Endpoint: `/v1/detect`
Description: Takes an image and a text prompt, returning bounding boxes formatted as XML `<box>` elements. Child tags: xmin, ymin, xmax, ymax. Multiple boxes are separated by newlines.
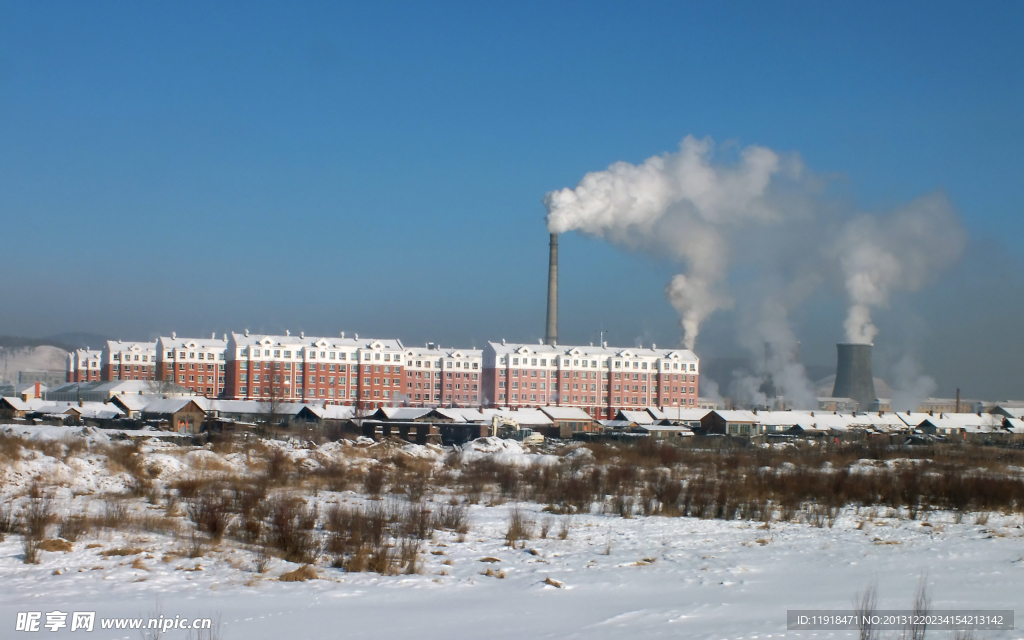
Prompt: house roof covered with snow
<box><xmin>540</xmin><ymin>407</ymin><xmax>593</xmax><ymax>421</ymax></box>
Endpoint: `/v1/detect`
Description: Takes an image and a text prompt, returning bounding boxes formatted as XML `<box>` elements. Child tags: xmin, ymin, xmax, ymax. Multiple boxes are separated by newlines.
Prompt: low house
<box><xmin>649</xmin><ymin>407</ymin><xmax>710</xmax><ymax>429</ymax></box>
<box><xmin>109</xmin><ymin>394</ymin><xmax>175</xmax><ymax>419</ymax></box>
<box><xmin>614</xmin><ymin>410</ymin><xmax>655</xmax><ymax>426</ymax></box>
<box><xmin>541</xmin><ymin>407</ymin><xmax>595</xmax><ymax>437</ymax></box>
<box><xmin>700</xmin><ymin>410</ymin><xmax>761</xmax><ymax>436</ymax></box>
<box><xmin>140</xmin><ymin>398</ymin><xmax>209</xmax><ymax>434</ymax></box>
<box><xmin>0</xmin><ymin>397</ymin><xmax>37</xmax><ymax>420</ymax></box>
<box><xmin>632</xmin><ymin>424</ymin><xmax>694</xmax><ymax>439</ymax></box>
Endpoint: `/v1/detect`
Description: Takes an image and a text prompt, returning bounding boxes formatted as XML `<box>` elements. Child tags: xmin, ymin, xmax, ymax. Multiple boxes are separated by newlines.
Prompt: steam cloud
<box><xmin>544</xmin><ymin>136</ymin><xmax>796</xmax><ymax>349</ymax></box>
<box><xmin>545</xmin><ymin>136</ymin><xmax>967</xmax><ymax>408</ymax></box>
<box><xmin>830</xmin><ymin>194</ymin><xmax>967</xmax><ymax>344</ymax></box>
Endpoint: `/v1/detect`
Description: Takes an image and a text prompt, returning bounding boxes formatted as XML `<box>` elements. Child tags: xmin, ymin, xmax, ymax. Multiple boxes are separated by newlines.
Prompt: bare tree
<box><xmin>258</xmin><ymin>369</ymin><xmax>288</xmax><ymax>429</ymax></box>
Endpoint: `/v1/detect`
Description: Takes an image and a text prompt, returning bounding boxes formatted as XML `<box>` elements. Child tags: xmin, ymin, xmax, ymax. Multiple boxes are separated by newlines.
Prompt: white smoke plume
<box><xmin>830</xmin><ymin>193</ymin><xmax>967</xmax><ymax>344</ymax></box>
<box><xmin>545</xmin><ymin>136</ymin><xmax>801</xmax><ymax>349</ymax></box>
<box><xmin>731</xmin><ymin>293</ymin><xmax>819</xmax><ymax>409</ymax></box>
<box><xmin>545</xmin><ymin>136</ymin><xmax>968</xmax><ymax>399</ymax></box>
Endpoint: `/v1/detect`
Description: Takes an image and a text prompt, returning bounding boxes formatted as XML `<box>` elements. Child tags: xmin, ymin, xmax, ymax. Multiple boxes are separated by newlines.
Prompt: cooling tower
<box><xmin>831</xmin><ymin>342</ymin><xmax>876</xmax><ymax>410</ymax></box>
<box><xmin>545</xmin><ymin>233</ymin><xmax>558</xmax><ymax>346</ymax></box>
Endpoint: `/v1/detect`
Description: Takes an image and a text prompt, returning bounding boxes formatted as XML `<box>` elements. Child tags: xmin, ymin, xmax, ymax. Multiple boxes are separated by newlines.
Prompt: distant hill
<box><xmin>0</xmin><ymin>333</ymin><xmax>112</xmax><ymax>352</ymax></box>
<box><xmin>40</xmin><ymin>332</ymin><xmax>113</xmax><ymax>351</ymax></box>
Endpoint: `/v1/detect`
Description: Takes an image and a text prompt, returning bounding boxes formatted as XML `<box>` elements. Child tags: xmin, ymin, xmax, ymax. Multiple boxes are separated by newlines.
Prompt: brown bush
<box><xmin>58</xmin><ymin>514</ymin><xmax>89</xmax><ymax>542</ymax></box>
<box><xmin>185</xmin><ymin>488</ymin><xmax>233</xmax><ymax>542</ymax></box>
<box><xmin>267</xmin><ymin>497</ymin><xmax>320</xmax><ymax>564</ymax></box>
<box><xmin>505</xmin><ymin>507</ymin><xmax>534</xmax><ymax>548</ymax></box>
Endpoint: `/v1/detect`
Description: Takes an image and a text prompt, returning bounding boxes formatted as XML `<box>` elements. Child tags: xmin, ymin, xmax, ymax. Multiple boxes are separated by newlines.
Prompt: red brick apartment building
<box><xmin>66</xmin><ymin>349</ymin><xmax>102</xmax><ymax>382</ymax></box>
<box><xmin>103</xmin><ymin>340</ymin><xmax>157</xmax><ymax>381</ymax></box>
<box><xmin>481</xmin><ymin>341</ymin><xmax>699</xmax><ymax>419</ymax></box>
<box><xmin>400</xmin><ymin>346</ymin><xmax>482</xmax><ymax>407</ymax></box>
<box><xmin>156</xmin><ymin>334</ymin><xmax>228</xmax><ymax>397</ymax></box>
<box><xmin>224</xmin><ymin>332</ymin><xmax>406</xmax><ymax>410</ymax></box>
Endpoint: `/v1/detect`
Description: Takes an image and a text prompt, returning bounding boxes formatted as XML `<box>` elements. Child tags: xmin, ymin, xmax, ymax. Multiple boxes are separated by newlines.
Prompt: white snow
<box><xmin>0</xmin><ymin>427</ymin><xmax>1020</xmax><ymax>639</ymax></box>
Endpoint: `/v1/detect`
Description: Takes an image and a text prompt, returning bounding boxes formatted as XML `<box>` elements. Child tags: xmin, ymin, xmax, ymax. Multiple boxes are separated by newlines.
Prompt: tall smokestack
<box><xmin>832</xmin><ymin>343</ymin><xmax>876</xmax><ymax>410</ymax></box>
<box><xmin>545</xmin><ymin>233</ymin><xmax>558</xmax><ymax>345</ymax></box>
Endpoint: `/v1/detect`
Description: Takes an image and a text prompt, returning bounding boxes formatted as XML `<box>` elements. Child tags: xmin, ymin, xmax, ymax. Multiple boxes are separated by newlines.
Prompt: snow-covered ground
<box><xmin>1</xmin><ymin>426</ymin><xmax>1021</xmax><ymax>639</ymax></box>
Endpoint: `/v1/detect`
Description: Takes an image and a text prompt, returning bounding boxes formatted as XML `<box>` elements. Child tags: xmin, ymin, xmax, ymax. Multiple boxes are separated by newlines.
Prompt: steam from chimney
<box><xmin>544</xmin><ymin>136</ymin><xmax>796</xmax><ymax>349</ymax></box>
<box><xmin>544</xmin><ymin>136</ymin><xmax>968</xmax><ymax>370</ymax></box>
<box><xmin>829</xmin><ymin>193</ymin><xmax>967</xmax><ymax>344</ymax></box>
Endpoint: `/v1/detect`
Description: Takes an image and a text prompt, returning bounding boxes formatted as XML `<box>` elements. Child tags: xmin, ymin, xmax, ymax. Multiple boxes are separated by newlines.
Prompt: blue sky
<box><xmin>1</xmin><ymin>1</ymin><xmax>1022</xmax><ymax>396</ymax></box>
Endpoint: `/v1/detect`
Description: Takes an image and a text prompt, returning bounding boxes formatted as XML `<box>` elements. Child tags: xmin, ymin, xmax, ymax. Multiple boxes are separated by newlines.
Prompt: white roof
<box><xmin>111</xmin><ymin>394</ymin><xmax>171</xmax><ymax>411</ymax></box>
<box><xmin>653</xmin><ymin>407</ymin><xmax>712</xmax><ymax>422</ymax></box>
<box><xmin>478</xmin><ymin>408</ymin><xmax>553</xmax><ymax>426</ymax></box>
<box><xmin>712</xmin><ymin>410</ymin><xmax>761</xmax><ymax>423</ymax></box>
<box><xmin>992</xmin><ymin>405</ymin><xmax>1024</xmax><ymax>419</ymax></box>
<box><xmin>207</xmin><ymin>400</ymin><xmax>306</xmax><ymax>416</ymax></box>
<box><xmin>140</xmin><ymin>397</ymin><xmax>209</xmax><ymax>415</ymax></box>
<box><xmin>541</xmin><ymin>407</ymin><xmax>593</xmax><ymax>421</ymax></box>
<box><xmin>303</xmin><ymin>404</ymin><xmax>356</xmax><ymax>420</ymax></box>
<box><xmin>158</xmin><ymin>336</ymin><xmax>228</xmax><ymax>350</ymax></box>
<box><xmin>635</xmin><ymin>424</ymin><xmax>695</xmax><ymax>434</ymax></box>
<box><xmin>403</xmin><ymin>346</ymin><xmax>482</xmax><ymax>359</ymax></box>
<box><xmin>106</xmin><ymin>340</ymin><xmax>157</xmax><ymax>353</ymax></box>
<box><xmin>617</xmin><ymin>410</ymin><xmax>655</xmax><ymax>425</ymax></box>
<box><xmin>1004</xmin><ymin>418</ymin><xmax>1024</xmax><ymax>433</ymax></box>
<box><xmin>231</xmin><ymin>332</ymin><xmax>403</xmax><ymax>351</ymax></box>
<box><xmin>435</xmin><ymin>408</ymin><xmax>486</xmax><ymax>422</ymax></box>
<box><xmin>376</xmin><ymin>407</ymin><xmax>432</xmax><ymax>421</ymax></box>
<box><xmin>1</xmin><ymin>397</ymin><xmax>36</xmax><ymax>411</ymax></box>
<box><xmin>487</xmin><ymin>341</ymin><xmax>698</xmax><ymax>362</ymax></box>
<box><xmin>918</xmin><ymin>413</ymin><xmax>1004</xmax><ymax>432</ymax></box>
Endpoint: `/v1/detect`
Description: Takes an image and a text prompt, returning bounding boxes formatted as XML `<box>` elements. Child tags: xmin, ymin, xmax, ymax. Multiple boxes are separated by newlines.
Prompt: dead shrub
<box><xmin>398</xmin><ymin>504</ymin><xmax>434</xmax><ymax>540</ymax></box>
<box><xmin>363</xmin><ymin>464</ymin><xmax>388</xmax><ymax>499</ymax></box>
<box><xmin>252</xmin><ymin>544</ymin><xmax>271</xmax><ymax>573</ymax></box>
<box><xmin>185</xmin><ymin>488</ymin><xmax>233</xmax><ymax>542</ymax></box>
<box><xmin>22</xmin><ymin>536</ymin><xmax>40</xmax><ymax>564</ymax></box>
<box><xmin>366</xmin><ymin>541</ymin><xmax>396</xmax><ymax>575</ymax></box>
<box><xmin>22</xmin><ymin>487</ymin><xmax>54</xmax><ymax>540</ymax></box>
<box><xmin>557</xmin><ymin>515</ymin><xmax>572</xmax><ymax>540</ymax></box>
<box><xmin>318</xmin><ymin>462</ymin><xmax>350</xmax><ymax>493</ymax></box>
<box><xmin>99</xmin><ymin>498</ymin><xmax>131</xmax><ymax>529</ymax></box>
<box><xmin>398</xmin><ymin>536</ymin><xmax>421</xmax><ymax>574</ymax></box>
<box><xmin>58</xmin><ymin>514</ymin><xmax>89</xmax><ymax>542</ymax></box>
<box><xmin>267</xmin><ymin>497</ymin><xmax>321</xmax><ymax>564</ymax></box>
<box><xmin>505</xmin><ymin>507</ymin><xmax>534</xmax><ymax>548</ymax></box>
<box><xmin>0</xmin><ymin>504</ymin><xmax>15</xmax><ymax>541</ymax></box>
<box><xmin>266</xmin><ymin>448</ymin><xmax>294</xmax><ymax>485</ymax></box>
<box><xmin>434</xmin><ymin>503</ymin><xmax>469</xmax><ymax>534</ymax></box>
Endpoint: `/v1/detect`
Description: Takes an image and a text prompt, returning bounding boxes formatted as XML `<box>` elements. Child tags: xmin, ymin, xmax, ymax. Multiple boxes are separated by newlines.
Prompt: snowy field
<box><xmin>0</xmin><ymin>425</ymin><xmax>1021</xmax><ymax>639</ymax></box>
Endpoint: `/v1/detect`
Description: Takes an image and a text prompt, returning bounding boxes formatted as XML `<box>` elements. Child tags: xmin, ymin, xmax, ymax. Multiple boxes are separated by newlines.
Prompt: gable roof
<box><xmin>616</xmin><ymin>410</ymin><xmax>655</xmax><ymax>425</ymax></box>
<box><xmin>541</xmin><ymin>407</ymin><xmax>593</xmax><ymax>421</ymax></box>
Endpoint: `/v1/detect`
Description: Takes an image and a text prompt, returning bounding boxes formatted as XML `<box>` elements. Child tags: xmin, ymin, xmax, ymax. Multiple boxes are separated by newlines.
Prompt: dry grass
<box><xmin>505</xmin><ymin>507</ymin><xmax>534</xmax><ymax>548</ymax></box>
